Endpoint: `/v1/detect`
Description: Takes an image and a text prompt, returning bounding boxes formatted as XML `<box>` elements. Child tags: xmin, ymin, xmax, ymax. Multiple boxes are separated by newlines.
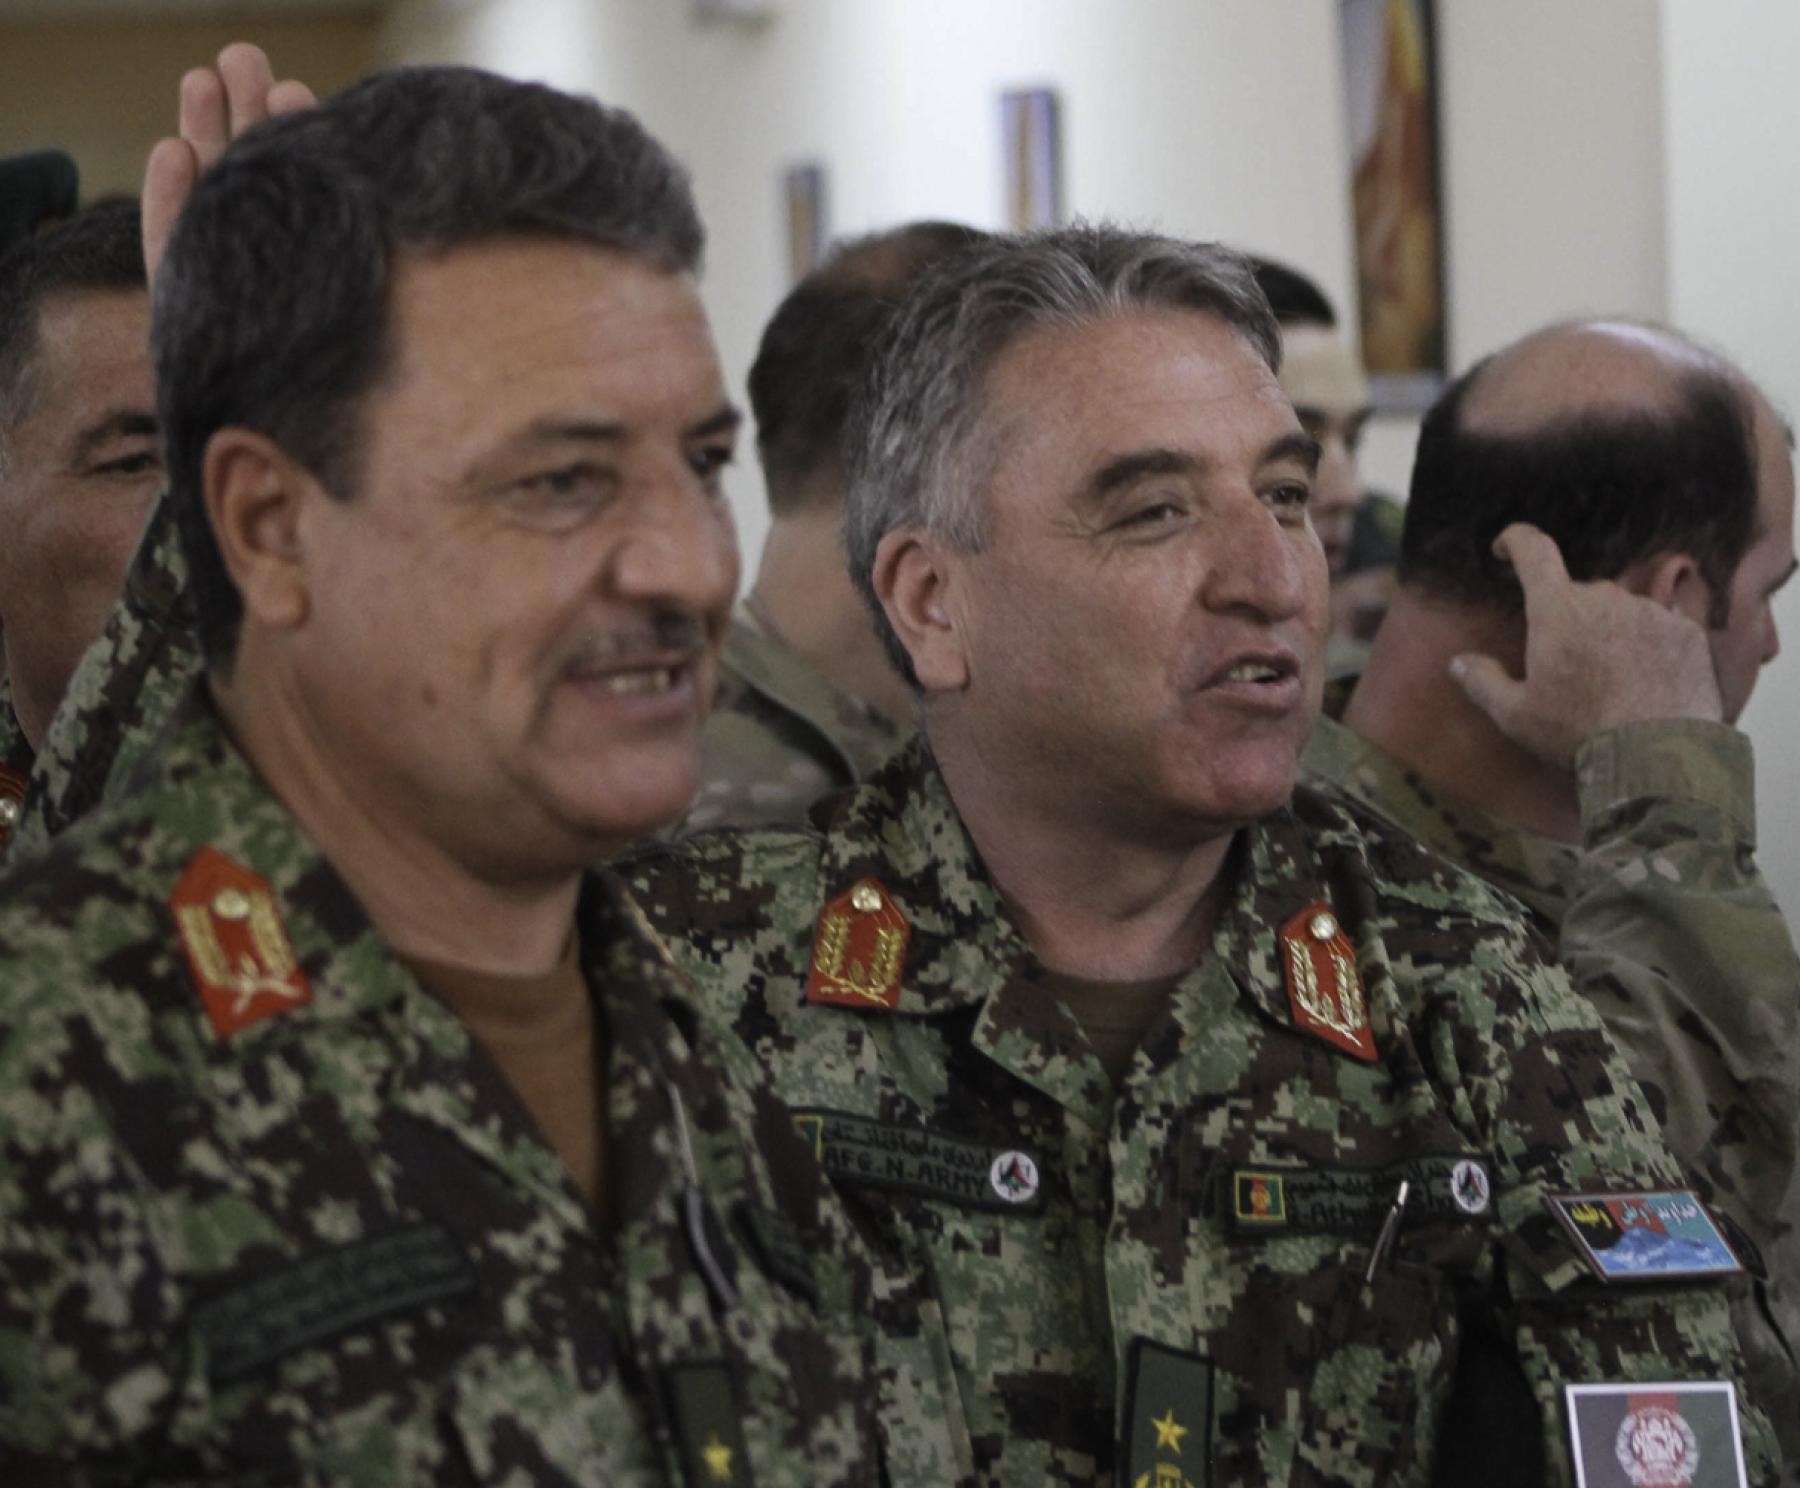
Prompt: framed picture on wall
<box><xmin>1340</xmin><ymin>0</ymin><xmax>1447</xmax><ymax>410</ymax></box>
<box><xmin>784</xmin><ymin>162</ymin><xmax>828</xmax><ymax>284</ymax></box>
<box><xmin>1000</xmin><ymin>87</ymin><xmax>1063</xmax><ymax>231</ymax></box>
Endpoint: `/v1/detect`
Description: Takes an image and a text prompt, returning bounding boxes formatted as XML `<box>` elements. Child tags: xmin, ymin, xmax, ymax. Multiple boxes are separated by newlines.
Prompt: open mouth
<box><xmin>1222</xmin><ymin>660</ymin><xmax>1286</xmax><ymax>684</ymax></box>
<box><xmin>599</xmin><ymin>665</ymin><xmax>680</xmax><ymax>696</ymax></box>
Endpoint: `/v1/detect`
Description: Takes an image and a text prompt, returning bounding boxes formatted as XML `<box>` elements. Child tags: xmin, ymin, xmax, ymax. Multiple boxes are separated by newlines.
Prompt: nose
<box><xmin>1200</xmin><ymin>497</ymin><xmax>1313</xmax><ymax>622</ymax></box>
<box><xmin>607</xmin><ymin>467</ymin><xmax>741</xmax><ymax>620</ymax></box>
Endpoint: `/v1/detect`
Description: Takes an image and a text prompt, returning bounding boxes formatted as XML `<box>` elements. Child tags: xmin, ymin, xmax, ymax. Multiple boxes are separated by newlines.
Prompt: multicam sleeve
<box><xmin>1567</xmin><ymin>723</ymin><xmax>1799</xmax><ymax>1302</ymax></box>
<box><xmin>1470</xmin><ymin>938</ymin><xmax>1783</xmax><ymax>1485</ymax></box>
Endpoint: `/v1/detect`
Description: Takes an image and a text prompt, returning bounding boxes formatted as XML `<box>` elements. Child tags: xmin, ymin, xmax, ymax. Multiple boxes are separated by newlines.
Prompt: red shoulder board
<box><xmin>170</xmin><ymin>848</ymin><xmax>311</xmax><ymax>1039</ymax></box>
<box><xmin>1280</xmin><ymin>901</ymin><xmax>1375</xmax><ymax>1062</ymax></box>
<box><xmin>0</xmin><ymin>764</ymin><xmax>25</xmax><ymax>850</ymax></box>
<box><xmin>805</xmin><ymin>877</ymin><xmax>910</xmax><ymax>1011</ymax></box>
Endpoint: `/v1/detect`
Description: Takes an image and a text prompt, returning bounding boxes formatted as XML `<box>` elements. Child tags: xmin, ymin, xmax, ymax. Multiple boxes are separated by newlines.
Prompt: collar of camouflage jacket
<box><xmin>807</xmin><ymin>737</ymin><xmax>1363</xmax><ymax>1054</ymax></box>
<box><xmin>722</xmin><ymin>609</ymin><xmax>908</xmax><ymax>782</ymax></box>
<box><xmin>1302</xmin><ymin>703</ymin><xmax>1574</xmax><ymax>928</ymax></box>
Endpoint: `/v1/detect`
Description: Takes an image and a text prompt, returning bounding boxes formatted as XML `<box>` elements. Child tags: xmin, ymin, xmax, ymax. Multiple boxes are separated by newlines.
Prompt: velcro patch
<box><xmin>191</xmin><ymin>1223</ymin><xmax>474</xmax><ymax>1382</ymax></box>
<box><xmin>1547</xmin><ymin>1190</ymin><xmax>1744</xmax><ymax>1283</ymax></box>
<box><xmin>665</xmin><ymin>1361</ymin><xmax>756</xmax><ymax>1488</ymax></box>
<box><xmin>1119</xmin><ymin>1337</ymin><xmax>1213</xmax><ymax>1488</ymax></box>
<box><xmin>1226</xmin><ymin>1154</ymin><xmax>1493</xmax><ymax>1237</ymax></box>
<box><xmin>791</xmin><ymin>1108</ymin><xmax>1044</xmax><ymax>1213</ymax></box>
<box><xmin>1564</xmin><ymin>1381</ymin><xmax>1747</xmax><ymax>1487</ymax></box>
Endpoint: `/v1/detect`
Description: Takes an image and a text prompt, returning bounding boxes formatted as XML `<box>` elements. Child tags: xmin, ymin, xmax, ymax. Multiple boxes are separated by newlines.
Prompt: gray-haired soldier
<box><xmin>0</xmin><ymin>62</ymin><xmax>960</xmax><ymax>1483</ymax></box>
<box><xmin>627</xmin><ymin>226</ymin><xmax>1782</xmax><ymax>1484</ymax></box>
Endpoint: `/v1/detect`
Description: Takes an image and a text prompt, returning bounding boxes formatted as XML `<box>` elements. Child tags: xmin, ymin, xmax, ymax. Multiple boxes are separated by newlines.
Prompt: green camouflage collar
<box><xmin>1301</xmin><ymin>710</ymin><xmax>1573</xmax><ymax>927</ymax></box>
<box><xmin>809</xmin><ymin>738</ymin><xmax>1348</xmax><ymax>1049</ymax></box>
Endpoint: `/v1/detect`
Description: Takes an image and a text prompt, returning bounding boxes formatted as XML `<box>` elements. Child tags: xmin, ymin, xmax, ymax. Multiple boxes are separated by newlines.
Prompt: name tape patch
<box><xmin>1547</xmin><ymin>1190</ymin><xmax>1744</xmax><ymax>1283</ymax></box>
<box><xmin>791</xmin><ymin>1108</ymin><xmax>1044</xmax><ymax>1213</ymax></box>
<box><xmin>1228</xmin><ymin>1154</ymin><xmax>1492</xmax><ymax>1237</ymax></box>
<box><xmin>191</xmin><ymin>1222</ymin><xmax>474</xmax><ymax>1382</ymax></box>
<box><xmin>1565</xmin><ymin>1381</ymin><xmax>1747</xmax><ymax>1488</ymax></box>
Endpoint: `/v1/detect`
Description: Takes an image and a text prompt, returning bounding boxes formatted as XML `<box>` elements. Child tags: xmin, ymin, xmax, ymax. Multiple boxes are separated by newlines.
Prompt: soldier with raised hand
<box><xmin>626</xmin><ymin>227</ymin><xmax>1781</xmax><ymax>1484</ymax></box>
<box><xmin>0</xmin><ymin>60</ymin><xmax>957</xmax><ymax>1484</ymax></box>
<box><xmin>1306</xmin><ymin>320</ymin><xmax>1800</xmax><ymax>1464</ymax></box>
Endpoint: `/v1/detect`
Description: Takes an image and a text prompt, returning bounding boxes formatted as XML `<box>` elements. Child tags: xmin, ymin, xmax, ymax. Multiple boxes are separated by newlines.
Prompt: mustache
<box><xmin>554</xmin><ymin>609</ymin><xmax>712</xmax><ymax>676</ymax></box>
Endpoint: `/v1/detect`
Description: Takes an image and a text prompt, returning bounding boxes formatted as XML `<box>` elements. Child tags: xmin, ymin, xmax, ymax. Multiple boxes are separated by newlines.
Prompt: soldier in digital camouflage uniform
<box><xmin>0</xmin><ymin>200</ymin><xmax>161</xmax><ymax>856</ymax></box>
<box><xmin>625</xmin><ymin>227</ymin><xmax>1782</xmax><ymax>1485</ymax></box>
<box><xmin>0</xmin><ymin>56</ymin><xmax>964</xmax><ymax>1484</ymax></box>
<box><xmin>1305</xmin><ymin>321</ymin><xmax>1799</xmax><ymax>1465</ymax></box>
<box><xmin>681</xmin><ymin>222</ymin><xmax>986</xmax><ymax>834</ymax></box>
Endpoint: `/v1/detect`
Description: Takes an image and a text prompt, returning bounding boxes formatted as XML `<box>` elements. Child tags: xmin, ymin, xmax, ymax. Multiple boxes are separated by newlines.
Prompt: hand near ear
<box><xmin>142</xmin><ymin>43</ymin><xmax>317</xmax><ymax>284</ymax></box>
<box><xmin>1449</xmin><ymin>522</ymin><xmax>1723</xmax><ymax>769</ymax></box>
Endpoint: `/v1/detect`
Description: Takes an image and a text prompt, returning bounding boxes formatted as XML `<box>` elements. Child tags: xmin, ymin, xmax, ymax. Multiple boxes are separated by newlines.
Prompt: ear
<box><xmin>201</xmin><ymin>428</ymin><xmax>315</xmax><ymax>631</ymax></box>
<box><xmin>1625</xmin><ymin>549</ymin><xmax>1713</xmax><ymax>628</ymax></box>
<box><xmin>871</xmin><ymin>528</ymin><xmax>969</xmax><ymax>694</ymax></box>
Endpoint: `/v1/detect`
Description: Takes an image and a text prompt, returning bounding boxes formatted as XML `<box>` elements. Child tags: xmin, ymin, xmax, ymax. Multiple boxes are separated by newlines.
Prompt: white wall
<box><xmin>1662</xmin><ymin>0</ymin><xmax>1800</xmax><ymax>913</ymax></box>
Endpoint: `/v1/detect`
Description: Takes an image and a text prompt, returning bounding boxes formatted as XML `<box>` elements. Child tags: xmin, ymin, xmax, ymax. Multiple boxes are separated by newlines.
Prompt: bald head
<box><xmin>1460</xmin><ymin>320</ymin><xmax>1729</xmax><ymax>438</ymax></box>
<box><xmin>1399</xmin><ymin>318</ymin><xmax>1770</xmax><ymax>627</ymax></box>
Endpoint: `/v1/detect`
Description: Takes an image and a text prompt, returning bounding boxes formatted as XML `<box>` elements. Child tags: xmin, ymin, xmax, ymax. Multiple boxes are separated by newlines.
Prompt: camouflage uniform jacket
<box><xmin>4</xmin><ymin>492</ymin><xmax>201</xmax><ymax>865</ymax></box>
<box><xmin>626</xmin><ymin>741</ymin><xmax>1779</xmax><ymax>1486</ymax></box>
<box><xmin>680</xmin><ymin>609</ymin><xmax>907</xmax><ymax>834</ymax></box>
<box><xmin>1302</xmin><ymin>704</ymin><xmax>1800</xmax><ymax>1450</ymax></box>
<box><xmin>0</xmin><ymin>690</ymin><xmax>903</xmax><ymax>1486</ymax></box>
<box><xmin>0</xmin><ymin>678</ymin><xmax>33</xmax><ymax>853</ymax></box>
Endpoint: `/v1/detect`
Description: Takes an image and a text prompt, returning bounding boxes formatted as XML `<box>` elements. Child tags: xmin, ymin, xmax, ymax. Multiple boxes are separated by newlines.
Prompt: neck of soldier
<box><xmin>212</xmin><ymin>660</ymin><xmax>581</xmax><ymax>978</ymax></box>
<box><xmin>1346</xmin><ymin>587</ymin><xmax>1581</xmax><ymax>843</ymax></box>
<box><xmin>750</xmin><ymin>493</ymin><xmax>916</xmax><ymax>728</ymax></box>
<box><xmin>929</xmin><ymin>718</ymin><xmax>1233</xmax><ymax>982</ymax></box>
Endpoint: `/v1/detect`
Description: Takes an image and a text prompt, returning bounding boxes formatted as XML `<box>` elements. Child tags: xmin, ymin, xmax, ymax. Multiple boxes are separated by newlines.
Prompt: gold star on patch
<box><xmin>702</xmin><ymin>1431</ymin><xmax>734</xmax><ymax>1482</ymax></box>
<box><xmin>1153</xmin><ymin>1408</ymin><xmax>1188</xmax><ymax>1453</ymax></box>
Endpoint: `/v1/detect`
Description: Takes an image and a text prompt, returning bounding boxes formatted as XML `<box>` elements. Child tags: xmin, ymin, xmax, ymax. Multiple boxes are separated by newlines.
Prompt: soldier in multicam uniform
<box><xmin>0</xmin><ymin>57</ymin><xmax>961</xmax><ymax>1484</ymax></box>
<box><xmin>1305</xmin><ymin>319</ymin><xmax>1799</xmax><ymax>1465</ymax></box>
<box><xmin>625</xmin><ymin>227</ymin><xmax>1782</xmax><ymax>1485</ymax></box>
<box><xmin>0</xmin><ymin>200</ymin><xmax>161</xmax><ymax>852</ymax></box>
<box><xmin>682</xmin><ymin>221</ymin><xmax>984</xmax><ymax>834</ymax></box>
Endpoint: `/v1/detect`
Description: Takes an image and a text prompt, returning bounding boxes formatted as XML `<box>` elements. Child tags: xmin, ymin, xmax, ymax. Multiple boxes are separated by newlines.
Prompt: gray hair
<box><xmin>843</xmin><ymin>223</ymin><xmax>1281</xmax><ymax>680</ymax></box>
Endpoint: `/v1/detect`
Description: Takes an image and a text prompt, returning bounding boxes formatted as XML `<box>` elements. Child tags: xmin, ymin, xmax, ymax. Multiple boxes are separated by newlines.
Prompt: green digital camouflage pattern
<box><xmin>625</xmin><ymin>739</ymin><xmax>1781</xmax><ymax>1487</ymax></box>
<box><xmin>680</xmin><ymin>611</ymin><xmax>907</xmax><ymax>834</ymax></box>
<box><xmin>4</xmin><ymin>491</ymin><xmax>201</xmax><ymax>865</ymax></box>
<box><xmin>0</xmin><ymin>687</ymin><xmax>915</xmax><ymax>1486</ymax></box>
<box><xmin>1304</xmin><ymin>705</ymin><xmax>1800</xmax><ymax>1464</ymax></box>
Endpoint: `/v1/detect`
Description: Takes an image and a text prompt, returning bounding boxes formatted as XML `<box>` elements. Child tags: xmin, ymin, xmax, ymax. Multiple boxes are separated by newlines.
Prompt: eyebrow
<box><xmin>513</xmin><ymin>404</ymin><xmax>743</xmax><ymax>448</ymax></box>
<box><xmin>70</xmin><ymin>409</ymin><xmax>158</xmax><ymax>464</ymax></box>
<box><xmin>1083</xmin><ymin>432</ymin><xmax>1323</xmax><ymax>505</ymax></box>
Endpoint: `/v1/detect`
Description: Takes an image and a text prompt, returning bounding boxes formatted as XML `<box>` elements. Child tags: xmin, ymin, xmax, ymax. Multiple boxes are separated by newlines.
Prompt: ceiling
<box><xmin>0</xmin><ymin>0</ymin><xmax>382</xmax><ymax>17</ymax></box>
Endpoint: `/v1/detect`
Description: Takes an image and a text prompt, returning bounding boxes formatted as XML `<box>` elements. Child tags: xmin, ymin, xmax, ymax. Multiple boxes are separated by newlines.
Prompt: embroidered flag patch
<box><xmin>1547</xmin><ymin>1190</ymin><xmax>1743</xmax><ymax>1283</ymax></box>
<box><xmin>1227</xmin><ymin>1154</ymin><xmax>1492</xmax><ymax>1237</ymax></box>
<box><xmin>1565</xmin><ymin>1381</ymin><xmax>1747</xmax><ymax>1488</ymax></box>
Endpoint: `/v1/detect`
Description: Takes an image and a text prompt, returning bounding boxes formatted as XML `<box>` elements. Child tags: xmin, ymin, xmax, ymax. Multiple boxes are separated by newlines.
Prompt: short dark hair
<box><xmin>0</xmin><ymin>198</ymin><xmax>144</xmax><ymax>466</ymax></box>
<box><xmin>1399</xmin><ymin>362</ymin><xmax>1758</xmax><ymax>626</ymax></box>
<box><xmin>1247</xmin><ymin>255</ymin><xmax>1337</xmax><ymax>329</ymax></box>
<box><xmin>153</xmin><ymin>65</ymin><xmax>706</xmax><ymax>663</ymax></box>
<box><xmin>846</xmin><ymin>224</ymin><xmax>1280</xmax><ymax>680</ymax></box>
<box><xmin>749</xmin><ymin>220</ymin><xmax>986</xmax><ymax>515</ymax></box>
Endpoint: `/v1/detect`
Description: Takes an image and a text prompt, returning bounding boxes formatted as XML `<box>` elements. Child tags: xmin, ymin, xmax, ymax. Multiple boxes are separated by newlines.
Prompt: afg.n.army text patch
<box><xmin>791</xmin><ymin>1108</ymin><xmax>1044</xmax><ymax>1213</ymax></box>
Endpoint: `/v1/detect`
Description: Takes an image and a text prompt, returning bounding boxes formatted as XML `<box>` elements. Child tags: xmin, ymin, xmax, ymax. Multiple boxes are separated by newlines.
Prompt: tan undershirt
<box><xmin>402</xmin><ymin>935</ymin><xmax>606</xmax><ymax>1217</ymax></box>
<box><xmin>1041</xmin><ymin>968</ymin><xmax>1184</xmax><ymax>1088</ymax></box>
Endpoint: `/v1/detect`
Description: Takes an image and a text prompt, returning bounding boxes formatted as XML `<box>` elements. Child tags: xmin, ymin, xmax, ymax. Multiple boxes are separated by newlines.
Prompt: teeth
<box><xmin>601</xmin><ymin>667</ymin><xmax>676</xmax><ymax>695</ymax></box>
<box><xmin>1225</xmin><ymin>663</ymin><xmax>1281</xmax><ymax>683</ymax></box>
